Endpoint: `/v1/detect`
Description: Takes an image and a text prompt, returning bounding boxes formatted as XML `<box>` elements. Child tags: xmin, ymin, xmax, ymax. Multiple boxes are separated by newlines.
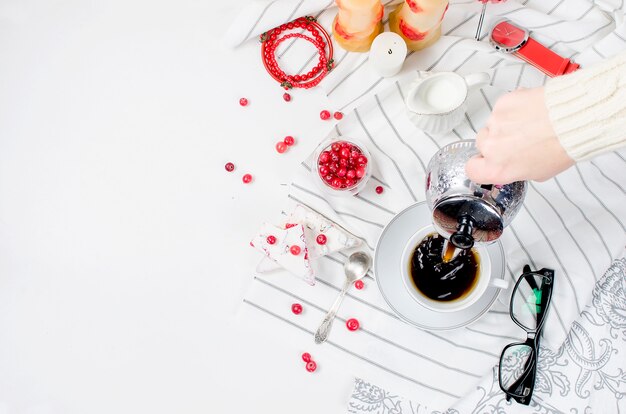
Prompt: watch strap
<box><xmin>515</xmin><ymin>38</ymin><xmax>578</xmax><ymax>77</ymax></box>
<box><xmin>563</xmin><ymin>60</ymin><xmax>580</xmax><ymax>74</ymax></box>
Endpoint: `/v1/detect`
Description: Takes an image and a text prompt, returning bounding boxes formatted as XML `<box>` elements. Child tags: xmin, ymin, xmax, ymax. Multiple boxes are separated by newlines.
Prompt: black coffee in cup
<box><xmin>409</xmin><ymin>233</ymin><xmax>480</xmax><ymax>302</ymax></box>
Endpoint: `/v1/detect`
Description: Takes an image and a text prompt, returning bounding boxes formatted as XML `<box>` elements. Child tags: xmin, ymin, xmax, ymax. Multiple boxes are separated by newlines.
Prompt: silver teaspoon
<box><xmin>314</xmin><ymin>251</ymin><xmax>372</xmax><ymax>344</ymax></box>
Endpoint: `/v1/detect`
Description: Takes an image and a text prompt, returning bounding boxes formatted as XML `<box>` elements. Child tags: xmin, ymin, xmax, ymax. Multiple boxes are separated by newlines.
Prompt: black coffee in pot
<box><xmin>409</xmin><ymin>234</ymin><xmax>480</xmax><ymax>302</ymax></box>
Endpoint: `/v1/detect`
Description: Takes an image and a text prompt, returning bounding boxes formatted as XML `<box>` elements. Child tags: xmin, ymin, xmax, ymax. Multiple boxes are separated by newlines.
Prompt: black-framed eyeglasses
<box><xmin>498</xmin><ymin>265</ymin><xmax>554</xmax><ymax>405</ymax></box>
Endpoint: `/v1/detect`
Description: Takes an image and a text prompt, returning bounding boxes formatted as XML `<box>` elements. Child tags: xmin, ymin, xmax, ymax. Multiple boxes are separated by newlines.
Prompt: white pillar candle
<box><xmin>368</xmin><ymin>32</ymin><xmax>408</xmax><ymax>78</ymax></box>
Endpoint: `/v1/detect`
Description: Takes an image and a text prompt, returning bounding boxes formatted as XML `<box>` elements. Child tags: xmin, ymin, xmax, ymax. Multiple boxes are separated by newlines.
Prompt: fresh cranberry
<box><xmin>334</xmin><ymin>111</ymin><xmax>343</xmax><ymax>120</ymax></box>
<box><xmin>354</xmin><ymin>280</ymin><xmax>364</xmax><ymax>290</ymax></box>
<box><xmin>356</xmin><ymin>167</ymin><xmax>366</xmax><ymax>178</ymax></box>
<box><xmin>346</xmin><ymin>318</ymin><xmax>360</xmax><ymax>331</ymax></box>
<box><xmin>328</xmin><ymin>163</ymin><xmax>338</xmax><ymax>173</ymax></box>
<box><xmin>242</xmin><ymin>173</ymin><xmax>252</xmax><ymax>184</ymax></box>
<box><xmin>266</xmin><ymin>235</ymin><xmax>276</xmax><ymax>245</ymax></box>
<box><xmin>283</xmin><ymin>93</ymin><xmax>291</xmax><ymax>102</ymax></box>
<box><xmin>306</xmin><ymin>360</ymin><xmax>317</xmax><ymax>372</ymax></box>
<box><xmin>319</xmin><ymin>151</ymin><xmax>330</xmax><ymax>164</ymax></box>
<box><xmin>239</xmin><ymin>97</ymin><xmax>248</xmax><ymax>106</ymax></box>
<box><xmin>375</xmin><ymin>186</ymin><xmax>384</xmax><ymax>194</ymax></box>
<box><xmin>316</xmin><ymin>234</ymin><xmax>327</xmax><ymax>245</ymax></box>
<box><xmin>340</xmin><ymin>142</ymin><xmax>350</xmax><ymax>149</ymax></box>
<box><xmin>290</xmin><ymin>245</ymin><xmax>301</xmax><ymax>255</ymax></box>
<box><xmin>276</xmin><ymin>142</ymin><xmax>287</xmax><ymax>153</ymax></box>
<box><xmin>324</xmin><ymin>174</ymin><xmax>333</xmax><ymax>183</ymax></box>
<box><xmin>331</xmin><ymin>178</ymin><xmax>343</xmax><ymax>188</ymax></box>
<box><xmin>346</xmin><ymin>169</ymin><xmax>356</xmax><ymax>179</ymax></box>
<box><xmin>350</xmin><ymin>150</ymin><xmax>360</xmax><ymax>159</ymax></box>
<box><xmin>319</xmin><ymin>165</ymin><xmax>329</xmax><ymax>176</ymax></box>
<box><xmin>301</xmin><ymin>352</ymin><xmax>311</xmax><ymax>363</ymax></box>
<box><xmin>330</xmin><ymin>153</ymin><xmax>340</xmax><ymax>163</ymax></box>
<box><xmin>344</xmin><ymin>178</ymin><xmax>355</xmax><ymax>187</ymax></box>
<box><xmin>320</xmin><ymin>110</ymin><xmax>331</xmax><ymax>120</ymax></box>
<box><xmin>319</xmin><ymin>151</ymin><xmax>331</xmax><ymax>164</ymax></box>
<box><xmin>339</xmin><ymin>158</ymin><xmax>348</xmax><ymax>167</ymax></box>
<box><xmin>357</xmin><ymin>155</ymin><xmax>368</xmax><ymax>165</ymax></box>
<box><xmin>225</xmin><ymin>162</ymin><xmax>235</xmax><ymax>172</ymax></box>
<box><xmin>337</xmin><ymin>167</ymin><xmax>347</xmax><ymax>177</ymax></box>
<box><xmin>284</xmin><ymin>136</ymin><xmax>295</xmax><ymax>146</ymax></box>
<box><xmin>291</xmin><ymin>303</ymin><xmax>303</xmax><ymax>314</ymax></box>
<box><xmin>340</xmin><ymin>148</ymin><xmax>350</xmax><ymax>159</ymax></box>
<box><xmin>331</xmin><ymin>143</ymin><xmax>341</xmax><ymax>153</ymax></box>
<box><xmin>285</xmin><ymin>223</ymin><xmax>297</xmax><ymax>229</ymax></box>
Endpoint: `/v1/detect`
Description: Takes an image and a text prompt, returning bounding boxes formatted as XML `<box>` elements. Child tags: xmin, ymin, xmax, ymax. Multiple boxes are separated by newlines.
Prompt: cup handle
<box><xmin>490</xmin><ymin>278</ymin><xmax>509</xmax><ymax>290</ymax></box>
<box><xmin>464</xmin><ymin>72</ymin><xmax>491</xmax><ymax>90</ymax></box>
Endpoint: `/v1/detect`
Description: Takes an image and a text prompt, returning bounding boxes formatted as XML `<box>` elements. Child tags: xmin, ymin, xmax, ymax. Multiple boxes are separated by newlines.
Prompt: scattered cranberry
<box><xmin>301</xmin><ymin>352</ymin><xmax>311</xmax><ymax>363</ymax></box>
<box><xmin>283</xmin><ymin>93</ymin><xmax>291</xmax><ymax>102</ymax></box>
<box><xmin>239</xmin><ymin>97</ymin><xmax>248</xmax><ymax>106</ymax></box>
<box><xmin>290</xmin><ymin>245</ymin><xmax>301</xmax><ymax>255</ymax></box>
<box><xmin>225</xmin><ymin>162</ymin><xmax>235</xmax><ymax>172</ymax></box>
<box><xmin>316</xmin><ymin>234</ymin><xmax>327</xmax><ymax>245</ymax></box>
<box><xmin>266</xmin><ymin>235</ymin><xmax>276</xmax><ymax>245</ymax></box>
<box><xmin>346</xmin><ymin>318</ymin><xmax>360</xmax><ymax>331</ymax></box>
<box><xmin>276</xmin><ymin>141</ymin><xmax>287</xmax><ymax>153</ymax></box>
<box><xmin>291</xmin><ymin>303</ymin><xmax>303</xmax><ymax>315</ymax></box>
<box><xmin>320</xmin><ymin>110</ymin><xmax>331</xmax><ymax>120</ymax></box>
<box><xmin>334</xmin><ymin>111</ymin><xmax>343</xmax><ymax>120</ymax></box>
<box><xmin>285</xmin><ymin>223</ymin><xmax>297</xmax><ymax>229</ymax></box>
<box><xmin>354</xmin><ymin>280</ymin><xmax>364</xmax><ymax>290</ymax></box>
<box><xmin>306</xmin><ymin>360</ymin><xmax>317</xmax><ymax>372</ymax></box>
<box><xmin>242</xmin><ymin>173</ymin><xmax>253</xmax><ymax>184</ymax></box>
<box><xmin>375</xmin><ymin>186</ymin><xmax>384</xmax><ymax>194</ymax></box>
<box><xmin>284</xmin><ymin>136</ymin><xmax>295</xmax><ymax>146</ymax></box>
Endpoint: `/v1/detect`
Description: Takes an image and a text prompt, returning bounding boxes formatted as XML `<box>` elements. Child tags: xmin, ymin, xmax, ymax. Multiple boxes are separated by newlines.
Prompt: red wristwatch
<box><xmin>489</xmin><ymin>20</ymin><xmax>580</xmax><ymax>77</ymax></box>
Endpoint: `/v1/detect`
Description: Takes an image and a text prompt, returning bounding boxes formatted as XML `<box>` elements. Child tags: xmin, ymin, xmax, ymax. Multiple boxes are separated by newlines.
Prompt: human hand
<box><xmin>465</xmin><ymin>87</ymin><xmax>575</xmax><ymax>184</ymax></box>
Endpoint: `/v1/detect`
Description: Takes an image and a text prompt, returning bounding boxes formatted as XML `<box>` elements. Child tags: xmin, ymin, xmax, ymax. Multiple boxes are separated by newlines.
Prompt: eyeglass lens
<box><xmin>511</xmin><ymin>274</ymin><xmax>548</xmax><ymax>331</ymax></box>
<box><xmin>500</xmin><ymin>344</ymin><xmax>534</xmax><ymax>396</ymax></box>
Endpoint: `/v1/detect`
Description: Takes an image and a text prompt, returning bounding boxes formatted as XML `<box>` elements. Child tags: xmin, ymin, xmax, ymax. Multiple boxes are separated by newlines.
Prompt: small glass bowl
<box><xmin>311</xmin><ymin>137</ymin><xmax>373</xmax><ymax>196</ymax></box>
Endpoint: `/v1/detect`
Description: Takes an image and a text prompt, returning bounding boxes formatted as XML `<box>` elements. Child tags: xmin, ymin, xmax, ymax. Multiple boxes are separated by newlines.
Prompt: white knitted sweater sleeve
<box><xmin>544</xmin><ymin>51</ymin><xmax>626</xmax><ymax>161</ymax></box>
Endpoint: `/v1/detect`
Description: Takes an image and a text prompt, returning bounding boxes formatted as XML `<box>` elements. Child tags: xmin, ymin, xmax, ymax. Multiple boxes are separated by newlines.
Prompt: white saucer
<box><xmin>375</xmin><ymin>201</ymin><xmax>506</xmax><ymax>330</ymax></box>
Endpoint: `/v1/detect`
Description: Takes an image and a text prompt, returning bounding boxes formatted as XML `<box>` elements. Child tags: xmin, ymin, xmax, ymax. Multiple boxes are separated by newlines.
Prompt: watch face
<box><xmin>490</xmin><ymin>20</ymin><xmax>529</xmax><ymax>51</ymax></box>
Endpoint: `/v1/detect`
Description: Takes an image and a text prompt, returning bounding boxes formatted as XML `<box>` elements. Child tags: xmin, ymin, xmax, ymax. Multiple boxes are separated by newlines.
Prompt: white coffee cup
<box><xmin>400</xmin><ymin>226</ymin><xmax>508</xmax><ymax>313</ymax></box>
<box><xmin>405</xmin><ymin>71</ymin><xmax>490</xmax><ymax>135</ymax></box>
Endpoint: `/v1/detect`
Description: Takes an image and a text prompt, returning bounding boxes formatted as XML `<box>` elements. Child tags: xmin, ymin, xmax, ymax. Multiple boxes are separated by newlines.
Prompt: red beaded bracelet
<box><xmin>260</xmin><ymin>16</ymin><xmax>334</xmax><ymax>90</ymax></box>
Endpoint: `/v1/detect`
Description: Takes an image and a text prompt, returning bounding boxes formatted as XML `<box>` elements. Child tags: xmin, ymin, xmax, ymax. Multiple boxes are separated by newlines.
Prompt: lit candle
<box><xmin>369</xmin><ymin>32</ymin><xmax>408</xmax><ymax>77</ymax></box>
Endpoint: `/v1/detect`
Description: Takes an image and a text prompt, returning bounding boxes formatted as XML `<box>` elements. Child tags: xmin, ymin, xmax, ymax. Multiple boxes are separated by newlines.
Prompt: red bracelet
<box><xmin>260</xmin><ymin>16</ymin><xmax>334</xmax><ymax>90</ymax></box>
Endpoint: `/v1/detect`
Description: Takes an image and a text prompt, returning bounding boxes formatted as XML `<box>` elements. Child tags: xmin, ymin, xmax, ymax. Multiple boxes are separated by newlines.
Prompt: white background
<box><xmin>0</xmin><ymin>1</ymin><xmax>351</xmax><ymax>412</ymax></box>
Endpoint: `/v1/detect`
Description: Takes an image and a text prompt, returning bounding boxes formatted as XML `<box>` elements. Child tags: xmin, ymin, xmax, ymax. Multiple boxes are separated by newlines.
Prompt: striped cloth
<box><xmin>228</xmin><ymin>0</ymin><xmax>626</xmax><ymax>411</ymax></box>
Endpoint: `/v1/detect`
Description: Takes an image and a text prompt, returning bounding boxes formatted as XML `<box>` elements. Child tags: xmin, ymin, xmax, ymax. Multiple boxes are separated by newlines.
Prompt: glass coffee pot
<box><xmin>425</xmin><ymin>141</ymin><xmax>527</xmax><ymax>249</ymax></box>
